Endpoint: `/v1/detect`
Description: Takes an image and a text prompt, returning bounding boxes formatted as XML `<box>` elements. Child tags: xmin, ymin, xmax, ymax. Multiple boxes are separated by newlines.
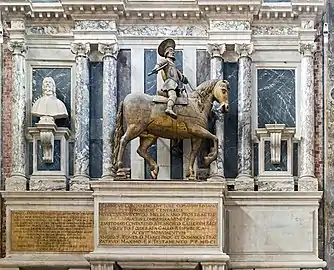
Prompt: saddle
<box><xmin>152</xmin><ymin>89</ymin><xmax>188</xmax><ymax>105</ymax></box>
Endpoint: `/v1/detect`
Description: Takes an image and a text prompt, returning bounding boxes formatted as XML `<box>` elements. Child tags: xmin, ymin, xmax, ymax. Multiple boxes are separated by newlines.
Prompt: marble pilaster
<box><xmin>6</xmin><ymin>41</ymin><xmax>27</xmax><ymax>191</ymax></box>
<box><xmin>207</xmin><ymin>43</ymin><xmax>225</xmax><ymax>181</ymax></box>
<box><xmin>298</xmin><ymin>42</ymin><xmax>318</xmax><ymax>191</ymax></box>
<box><xmin>70</xmin><ymin>42</ymin><xmax>91</xmax><ymax>191</ymax></box>
<box><xmin>98</xmin><ymin>42</ymin><xmax>119</xmax><ymax>179</ymax></box>
<box><xmin>234</xmin><ymin>43</ymin><xmax>254</xmax><ymax>191</ymax></box>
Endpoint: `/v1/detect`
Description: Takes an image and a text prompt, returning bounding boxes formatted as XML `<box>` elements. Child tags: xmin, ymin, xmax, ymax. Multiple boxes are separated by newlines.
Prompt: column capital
<box><xmin>235</xmin><ymin>43</ymin><xmax>254</xmax><ymax>58</ymax></box>
<box><xmin>8</xmin><ymin>40</ymin><xmax>27</xmax><ymax>56</ymax></box>
<box><xmin>207</xmin><ymin>43</ymin><xmax>226</xmax><ymax>58</ymax></box>
<box><xmin>98</xmin><ymin>42</ymin><xmax>119</xmax><ymax>59</ymax></box>
<box><xmin>299</xmin><ymin>42</ymin><xmax>316</xmax><ymax>57</ymax></box>
<box><xmin>70</xmin><ymin>42</ymin><xmax>90</xmax><ymax>57</ymax></box>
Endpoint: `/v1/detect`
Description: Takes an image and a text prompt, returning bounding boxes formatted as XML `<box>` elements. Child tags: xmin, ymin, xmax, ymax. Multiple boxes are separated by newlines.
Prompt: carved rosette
<box><xmin>299</xmin><ymin>42</ymin><xmax>316</xmax><ymax>57</ymax></box>
<box><xmin>8</xmin><ymin>41</ymin><xmax>27</xmax><ymax>56</ymax></box>
<box><xmin>235</xmin><ymin>43</ymin><xmax>254</xmax><ymax>58</ymax></box>
<box><xmin>98</xmin><ymin>42</ymin><xmax>119</xmax><ymax>59</ymax></box>
<box><xmin>70</xmin><ymin>42</ymin><xmax>90</xmax><ymax>57</ymax></box>
<box><xmin>207</xmin><ymin>43</ymin><xmax>226</xmax><ymax>59</ymax></box>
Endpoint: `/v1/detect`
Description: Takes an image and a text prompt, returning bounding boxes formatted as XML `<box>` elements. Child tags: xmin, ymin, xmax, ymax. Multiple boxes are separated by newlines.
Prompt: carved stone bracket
<box><xmin>235</xmin><ymin>43</ymin><xmax>254</xmax><ymax>57</ymax></box>
<box><xmin>207</xmin><ymin>43</ymin><xmax>226</xmax><ymax>59</ymax></box>
<box><xmin>255</xmin><ymin>124</ymin><xmax>296</xmax><ymax>178</ymax></box>
<box><xmin>98</xmin><ymin>42</ymin><xmax>119</xmax><ymax>59</ymax></box>
<box><xmin>299</xmin><ymin>42</ymin><xmax>316</xmax><ymax>57</ymax></box>
<box><xmin>8</xmin><ymin>41</ymin><xmax>27</xmax><ymax>56</ymax></box>
<box><xmin>70</xmin><ymin>42</ymin><xmax>90</xmax><ymax>57</ymax></box>
<box><xmin>35</xmin><ymin>116</ymin><xmax>57</xmax><ymax>163</ymax></box>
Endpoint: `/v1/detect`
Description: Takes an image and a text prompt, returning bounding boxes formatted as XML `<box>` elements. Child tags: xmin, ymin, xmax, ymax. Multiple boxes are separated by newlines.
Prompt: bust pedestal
<box><xmin>27</xmin><ymin>125</ymin><xmax>70</xmax><ymax>191</ymax></box>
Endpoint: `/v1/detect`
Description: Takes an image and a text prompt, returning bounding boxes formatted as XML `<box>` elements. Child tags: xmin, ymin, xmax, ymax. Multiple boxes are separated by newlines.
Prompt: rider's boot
<box><xmin>165</xmin><ymin>99</ymin><xmax>177</xmax><ymax>119</ymax></box>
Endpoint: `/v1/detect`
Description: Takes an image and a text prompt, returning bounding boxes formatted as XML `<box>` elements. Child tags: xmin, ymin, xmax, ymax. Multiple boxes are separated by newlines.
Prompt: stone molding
<box><xmin>70</xmin><ymin>42</ymin><xmax>90</xmax><ymax>57</ymax></box>
<box><xmin>235</xmin><ymin>43</ymin><xmax>254</xmax><ymax>58</ymax></box>
<box><xmin>98</xmin><ymin>42</ymin><xmax>119</xmax><ymax>59</ymax></box>
<box><xmin>299</xmin><ymin>42</ymin><xmax>316</xmax><ymax>57</ymax></box>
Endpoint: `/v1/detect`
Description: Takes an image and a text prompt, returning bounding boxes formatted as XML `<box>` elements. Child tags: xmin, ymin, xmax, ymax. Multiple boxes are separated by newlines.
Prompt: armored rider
<box><xmin>149</xmin><ymin>38</ymin><xmax>189</xmax><ymax>119</ymax></box>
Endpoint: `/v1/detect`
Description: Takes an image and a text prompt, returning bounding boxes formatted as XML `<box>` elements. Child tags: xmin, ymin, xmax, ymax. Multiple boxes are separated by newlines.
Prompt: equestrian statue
<box><xmin>112</xmin><ymin>38</ymin><xmax>230</xmax><ymax>180</ymax></box>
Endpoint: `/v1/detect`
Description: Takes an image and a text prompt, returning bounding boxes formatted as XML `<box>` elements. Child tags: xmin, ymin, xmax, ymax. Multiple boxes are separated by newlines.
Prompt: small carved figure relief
<box><xmin>31</xmin><ymin>77</ymin><xmax>68</xmax><ymax>163</ymax></box>
<box><xmin>112</xmin><ymin>39</ymin><xmax>230</xmax><ymax>180</ymax></box>
<box><xmin>148</xmin><ymin>39</ymin><xmax>189</xmax><ymax>119</ymax></box>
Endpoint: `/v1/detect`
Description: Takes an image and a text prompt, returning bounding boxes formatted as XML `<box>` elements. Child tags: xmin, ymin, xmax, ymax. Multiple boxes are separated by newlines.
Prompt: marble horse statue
<box><xmin>112</xmin><ymin>78</ymin><xmax>230</xmax><ymax>180</ymax></box>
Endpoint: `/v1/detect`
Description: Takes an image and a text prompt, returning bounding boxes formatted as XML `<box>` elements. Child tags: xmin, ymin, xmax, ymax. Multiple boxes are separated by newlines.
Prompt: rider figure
<box><xmin>150</xmin><ymin>38</ymin><xmax>189</xmax><ymax>119</ymax></box>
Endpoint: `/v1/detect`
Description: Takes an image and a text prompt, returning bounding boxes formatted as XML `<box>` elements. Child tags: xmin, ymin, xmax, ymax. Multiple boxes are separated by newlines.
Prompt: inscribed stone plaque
<box><xmin>99</xmin><ymin>203</ymin><xmax>218</xmax><ymax>246</ymax></box>
<box><xmin>11</xmin><ymin>211</ymin><xmax>94</xmax><ymax>252</ymax></box>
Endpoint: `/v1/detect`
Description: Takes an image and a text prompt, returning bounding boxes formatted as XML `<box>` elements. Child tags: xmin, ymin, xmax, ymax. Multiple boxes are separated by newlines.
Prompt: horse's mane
<box><xmin>194</xmin><ymin>79</ymin><xmax>220</xmax><ymax>110</ymax></box>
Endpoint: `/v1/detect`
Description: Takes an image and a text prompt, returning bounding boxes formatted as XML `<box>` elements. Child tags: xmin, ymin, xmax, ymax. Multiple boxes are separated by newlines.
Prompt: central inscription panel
<box><xmin>99</xmin><ymin>203</ymin><xmax>218</xmax><ymax>246</ymax></box>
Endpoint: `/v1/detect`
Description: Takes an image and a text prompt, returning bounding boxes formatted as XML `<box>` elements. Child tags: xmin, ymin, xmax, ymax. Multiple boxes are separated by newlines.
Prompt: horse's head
<box><xmin>213</xmin><ymin>79</ymin><xmax>229</xmax><ymax>113</ymax></box>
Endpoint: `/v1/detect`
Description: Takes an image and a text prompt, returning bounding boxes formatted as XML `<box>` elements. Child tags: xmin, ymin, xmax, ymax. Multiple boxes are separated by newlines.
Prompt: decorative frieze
<box><xmin>27</xmin><ymin>25</ymin><xmax>72</xmax><ymax>35</ymax></box>
<box><xmin>210</xmin><ymin>20</ymin><xmax>250</xmax><ymax>31</ymax></box>
<box><xmin>118</xmin><ymin>25</ymin><xmax>208</xmax><ymax>37</ymax></box>
<box><xmin>74</xmin><ymin>20</ymin><xmax>116</xmax><ymax>31</ymax></box>
<box><xmin>252</xmin><ymin>25</ymin><xmax>298</xmax><ymax>35</ymax></box>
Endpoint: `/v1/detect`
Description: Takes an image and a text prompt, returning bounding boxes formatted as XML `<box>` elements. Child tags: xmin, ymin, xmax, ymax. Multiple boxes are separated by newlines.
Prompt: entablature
<box><xmin>0</xmin><ymin>0</ymin><xmax>324</xmax><ymax>22</ymax></box>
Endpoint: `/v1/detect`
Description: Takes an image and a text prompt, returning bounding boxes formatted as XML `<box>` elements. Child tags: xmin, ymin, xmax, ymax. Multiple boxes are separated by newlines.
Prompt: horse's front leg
<box><xmin>187</xmin><ymin>125</ymin><xmax>218</xmax><ymax>167</ymax></box>
<box><xmin>186</xmin><ymin>138</ymin><xmax>202</xmax><ymax>180</ymax></box>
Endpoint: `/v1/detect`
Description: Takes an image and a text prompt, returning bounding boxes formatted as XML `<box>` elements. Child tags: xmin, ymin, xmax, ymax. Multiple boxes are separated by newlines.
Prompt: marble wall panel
<box><xmin>170</xmin><ymin>50</ymin><xmax>184</xmax><ymax>179</ymax></box>
<box><xmin>89</xmin><ymin>62</ymin><xmax>103</xmax><ymax>178</ymax></box>
<box><xmin>117</xmin><ymin>49</ymin><xmax>132</xmax><ymax>170</ymax></box>
<box><xmin>293</xmin><ymin>142</ymin><xmax>298</xmax><ymax>176</ymax></box>
<box><xmin>32</xmin><ymin>68</ymin><xmax>71</xmax><ymax>127</ymax></box>
<box><xmin>196</xmin><ymin>49</ymin><xmax>212</xmax><ymax>169</ymax></box>
<box><xmin>264</xmin><ymin>140</ymin><xmax>288</xmax><ymax>171</ymax></box>
<box><xmin>257</xmin><ymin>69</ymin><xmax>295</xmax><ymax>128</ymax></box>
<box><xmin>253</xmin><ymin>143</ymin><xmax>259</xmax><ymax>177</ymax></box>
<box><xmin>28</xmin><ymin>142</ymin><xmax>33</xmax><ymax>175</ymax></box>
<box><xmin>224</xmin><ymin>62</ymin><xmax>238</xmax><ymax>178</ymax></box>
<box><xmin>144</xmin><ymin>49</ymin><xmax>158</xmax><ymax>179</ymax></box>
<box><xmin>37</xmin><ymin>140</ymin><xmax>61</xmax><ymax>171</ymax></box>
<box><xmin>68</xmin><ymin>141</ymin><xmax>74</xmax><ymax>176</ymax></box>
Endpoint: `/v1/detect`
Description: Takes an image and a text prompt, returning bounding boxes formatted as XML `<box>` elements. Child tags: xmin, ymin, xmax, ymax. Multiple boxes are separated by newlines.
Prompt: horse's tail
<box><xmin>112</xmin><ymin>101</ymin><xmax>124</xmax><ymax>169</ymax></box>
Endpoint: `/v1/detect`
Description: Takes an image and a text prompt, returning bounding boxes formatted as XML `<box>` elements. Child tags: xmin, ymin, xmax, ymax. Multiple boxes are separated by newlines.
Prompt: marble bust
<box><xmin>31</xmin><ymin>76</ymin><xmax>68</xmax><ymax>123</ymax></box>
<box><xmin>31</xmin><ymin>77</ymin><xmax>68</xmax><ymax>163</ymax></box>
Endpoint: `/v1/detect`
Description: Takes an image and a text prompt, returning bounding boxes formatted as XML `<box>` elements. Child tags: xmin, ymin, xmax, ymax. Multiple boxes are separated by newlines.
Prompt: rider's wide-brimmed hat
<box><xmin>158</xmin><ymin>38</ymin><xmax>176</xmax><ymax>57</ymax></box>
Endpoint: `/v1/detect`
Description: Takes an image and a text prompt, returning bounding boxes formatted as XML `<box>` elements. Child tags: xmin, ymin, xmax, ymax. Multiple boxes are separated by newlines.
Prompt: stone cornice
<box><xmin>0</xmin><ymin>0</ymin><xmax>324</xmax><ymax>22</ymax></box>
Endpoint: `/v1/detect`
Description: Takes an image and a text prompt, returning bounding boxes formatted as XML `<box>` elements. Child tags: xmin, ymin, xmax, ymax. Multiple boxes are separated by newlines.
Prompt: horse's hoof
<box><xmin>204</xmin><ymin>156</ymin><xmax>211</xmax><ymax>166</ymax></box>
<box><xmin>150</xmin><ymin>166</ymin><xmax>159</xmax><ymax>179</ymax></box>
<box><xmin>187</xmin><ymin>175</ymin><xmax>196</xmax><ymax>181</ymax></box>
<box><xmin>115</xmin><ymin>168</ymin><xmax>127</xmax><ymax>180</ymax></box>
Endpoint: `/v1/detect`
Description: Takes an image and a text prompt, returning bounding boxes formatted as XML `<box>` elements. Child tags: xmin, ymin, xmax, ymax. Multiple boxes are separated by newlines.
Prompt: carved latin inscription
<box><xmin>11</xmin><ymin>211</ymin><xmax>94</xmax><ymax>252</ymax></box>
<box><xmin>99</xmin><ymin>203</ymin><xmax>218</xmax><ymax>246</ymax></box>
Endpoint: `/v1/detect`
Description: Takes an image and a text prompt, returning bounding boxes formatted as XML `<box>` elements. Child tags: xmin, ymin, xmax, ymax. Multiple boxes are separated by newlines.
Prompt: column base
<box><xmin>30</xmin><ymin>175</ymin><xmax>67</xmax><ymax>191</ymax></box>
<box><xmin>5</xmin><ymin>174</ymin><xmax>27</xmax><ymax>191</ymax></box>
<box><xmin>298</xmin><ymin>176</ymin><xmax>318</xmax><ymax>191</ymax></box>
<box><xmin>207</xmin><ymin>174</ymin><xmax>225</xmax><ymax>182</ymax></box>
<box><xmin>70</xmin><ymin>175</ymin><xmax>90</xmax><ymax>191</ymax></box>
<box><xmin>234</xmin><ymin>175</ymin><xmax>254</xmax><ymax>191</ymax></box>
<box><xmin>101</xmin><ymin>174</ymin><xmax>115</xmax><ymax>181</ymax></box>
<box><xmin>258</xmin><ymin>176</ymin><xmax>294</xmax><ymax>191</ymax></box>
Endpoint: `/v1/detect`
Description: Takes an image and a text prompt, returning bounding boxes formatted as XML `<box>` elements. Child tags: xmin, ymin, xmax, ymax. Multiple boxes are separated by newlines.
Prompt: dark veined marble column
<box><xmin>234</xmin><ymin>43</ymin><xmax>254</xmax><ymax>190</ymax></box>
<box><xmin>98</xmin><ymin>42</ymin><xmax>119</xmax><ymax>179</ymax></box>
<box><xmin>207</xmin><ymin>43</ymin><xmax>226</xmax><ymax>181</ymax></box>
<box><xmin>70</xmin><ymin>42</ymin><xmax>91</xmax><ymax>190</ymax></box>
<box><xmin>6</xmin><ymin>41</ymin><xmax>28</xmax><ymax>191</ymax></box>
<box><xmin>298</xmin><ymin>42</ymin><xmax>318</xmax><ymax>191</ymax></box>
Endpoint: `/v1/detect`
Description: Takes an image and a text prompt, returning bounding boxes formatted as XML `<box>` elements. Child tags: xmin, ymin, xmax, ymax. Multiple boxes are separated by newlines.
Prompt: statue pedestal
<box><xmin>27</xmin><ymin>127</ymin><xmax>70</xmax><ymax>191</ymax></box>
<box><xmin>86</xmin><ymin>180</ymin><xmax>229</xmax><ymax>270</ymax></box>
